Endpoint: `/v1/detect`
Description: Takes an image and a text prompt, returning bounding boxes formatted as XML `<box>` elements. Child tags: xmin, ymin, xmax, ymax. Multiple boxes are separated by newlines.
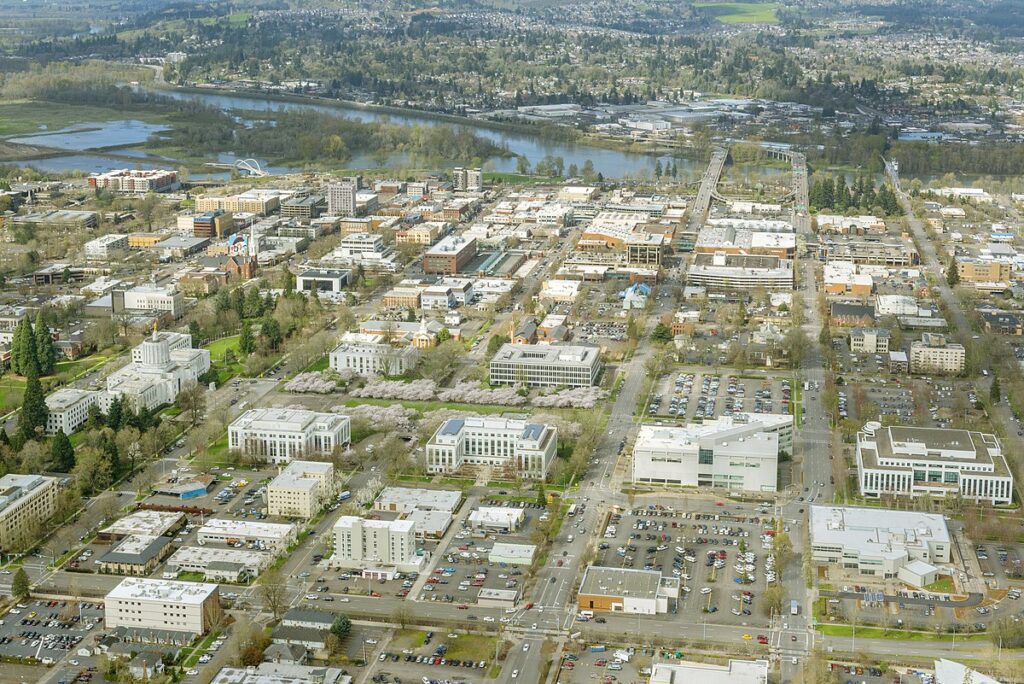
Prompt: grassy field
<box><xmin>816</xmin><ymin>624</ymin><xmax>988</xmax><ymax>641</ymax></box>
<box><xmin>444</xmin><ymin>634</ymin><xmax>497</xmax><ymax>663</ymax></box>
<box><xmin>0</xmin><ymin>100</ymin><xmax>167</xmax><ymax>137</ymax></box>
<box><xmin>693</xmin><ymin>2</ymin><xmax>779</xmax><ymax>23</ymax></box>
<box><xmin>390</xmin><ymin>629</ymin><xmax>428</xmax><ymax>650</ymax></box>
<box><xmin>924</xmin><ymin>575</ymin><xmax>955</xmax><ymax>594</ymax></box>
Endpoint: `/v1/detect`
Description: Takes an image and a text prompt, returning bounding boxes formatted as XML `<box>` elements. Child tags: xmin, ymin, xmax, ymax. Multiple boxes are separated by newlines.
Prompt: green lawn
<box><xmin>693</xmin><ymin>2</ymin><xmax>779</xmax><ymax>23</ymax></box>
<box><xmin>0</xmin><ymin>377</ymin><xmax>26</xmax><ymax>413</ymax></box>
<box><xmin>443</xmin><ymin>634</ymin><xmax>497</xmax><ymax>663</ymax></box>
<box><xmin>924</xmin><ymin>575</ymin><xmax>955</xmax><ymax>594</ymax></box>
<box><xmin>816</xmin><ymin>624</ymin><xmax>988</xmax><ymax>641</ymax></box>
<box><xmin>206</xmin><ymin>335</ymin><xmax>241</xmax><ymax>362</ymax></box>
<box><xmin>390</xmin><ymin>629</ymin><xmax>428</xmax><ymax>650</ymax></box>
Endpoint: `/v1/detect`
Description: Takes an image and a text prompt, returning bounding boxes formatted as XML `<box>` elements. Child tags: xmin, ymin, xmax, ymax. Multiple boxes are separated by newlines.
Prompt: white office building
<box><xmin>331</xmin><ymin>516</ymin><xmax>424</xmax><ymax>577</ymax></box>
<box><xmin>856</xmin><ymin>421</ymin><xmax>1013</xmax><ymax>505</ymax></box>
<box><xmin>426</xmin><ymin>417</ymin><xmax>558</xmax><ymax>479</ymax></box>
<box><xmin>810</xmin><ymin>505</ymin><xmax>951</xmax><ymax>586</ymax></box>
<box><xmin>104</xmin><ymin>331</ymin><xmax>210</xmax><ymax>411</ymax></box>
<box><xmin>267</xmin><ymin>460</ymin><xmax>336</xmax><ymax>519</ymax></box>
<box><xmin>197</xmin><ymin>519</ymin><xmax>297</xmax><ymax>552</ymax></box>
<box><xmin>329</xmin><ymin>340</ymin><xmax>419</xmax><ymax>377</ymax></box>
<box><xmin>909</xmin><ymin>333</ymin><xmax>966</xmax><ymax>374</ymax></box>
<box><xmin>105</xmin><ymin>578</ymin><xmax>222</xmax><ymax>636</ymax></box>
<box><xmin>228</xmin><ymin>409</ymin><xmax>351</xmax><ymax>464</ymax></box>
<box><xmin>113</xmin><ymin>283</ymin><xmax>185</xmax><ymax>319</ymax></box>
<box><xmin>632</xmin><ymin>414</ymin><xmax>793</xmax><ymax>493</ymax></box>
<box><xmin>84</xmin><ymin>234</ymin><xmax>129</xmax><ymax>260</ymax></box>
<box><xmin>0</xmin><ymin>474</ymin><xmax>58</xmax><ymax>552</ymax></box>
<box><xmin>45</xmin><ymin>388</ymin><xmax>102</xmax><ymax>434</ymax></box>
<box><xmin>489</xmin><ymin>343</ymin><xmax>602</xmax><ymax>388</ymax></box>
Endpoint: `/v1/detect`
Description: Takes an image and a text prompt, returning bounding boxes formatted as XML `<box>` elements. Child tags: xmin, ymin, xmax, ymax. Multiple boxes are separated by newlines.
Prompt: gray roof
<box><xmin>281</xmin><ymin>608</ymin><xmax>335</xmax><ymax>627</ymax></box>
<box><xmin>100</xmin><ymin>535</ymin><xmax>171</xmax><ymax>566</ymax></box>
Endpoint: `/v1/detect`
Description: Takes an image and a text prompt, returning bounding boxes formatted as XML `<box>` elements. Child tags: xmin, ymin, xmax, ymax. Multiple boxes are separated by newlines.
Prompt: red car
<box><xmin>525</xmin><ymin>602</ymin><xmax>534</xmax><ymax>609</ymax></box>
<box><xmin>757</xmin><ymin>635</ymin><xmax>769</xmax><ymax>645</ymax></box>
<box><xmin>556</xmin><ymin>559</ymin><xmax>564</xmax><ymax>567</ymax></box>
<box><xmin>370</xmin><ymin>591</ymin><xmax>381</xmax><ymax>597</ymax></box>
<box><xmin>457</xmin><ymin>604</ymin><xmax>469</xmax><ymax>609</ymax></box>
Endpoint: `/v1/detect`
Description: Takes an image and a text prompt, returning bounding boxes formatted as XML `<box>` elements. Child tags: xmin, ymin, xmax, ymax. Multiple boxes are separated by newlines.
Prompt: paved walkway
<box><xmin>820</xmin><ymin>590</ymin><xmax>983</xmax><ymax>607</ymax></box>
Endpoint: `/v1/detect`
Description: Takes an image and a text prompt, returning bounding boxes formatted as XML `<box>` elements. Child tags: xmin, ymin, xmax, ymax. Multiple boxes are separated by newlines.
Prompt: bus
<box><xmin>567</xmin><ymin>504</ymin><xmax>578</xmax><ymax>517</ymax></box>
<box><xmin>790</xmin><ymin>600</ymin><xmax>799</xmax><ymax>615</ymax></box>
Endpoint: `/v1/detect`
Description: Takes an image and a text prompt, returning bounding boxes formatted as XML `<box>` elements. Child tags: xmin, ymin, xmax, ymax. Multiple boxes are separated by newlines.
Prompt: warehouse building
<box><xmin>577</xmin><ymin>566</ymin><xmax>679</xmax><ymax>615</ymax></box>
<box><xmin>197</xmin><ymin>519</ymin><xmax>298</xmax><ymax>552</ymax></box>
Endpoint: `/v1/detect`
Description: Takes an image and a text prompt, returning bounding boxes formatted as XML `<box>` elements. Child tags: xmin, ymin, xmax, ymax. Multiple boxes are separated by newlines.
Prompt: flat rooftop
<box><xmin>374</xmin><ymin>487</ymin><xmax>462</xmax><ymax>512</ymax></box>
<box><xmin>100</xmin><ymin>510</ymin><xmax>185</xmax><ymax>538</ymax></box>
<box><xmin>579</xmin><ymin>566</ymin><xmax>663</xmax><ymax>600</ymax></box>
<box><xmin>199</xmin><ymin>518</ymin><xmax>297</xmax><ymax>539</ymax></box>
<box><xmin>810</xmin><ymin>505</ymin><xmax>950</xmax><ymax>559</ymax></box>
<box><xmin>231</xmin><ymin>408</ymin><xmax>348</xmax><ymax>433</ymax></box>
<box><xmin>859</xmin><ymin>425</ymin><xmax>1010</xmax><ymax>478</ymax></box>
<box><xmin>650</xmin><ymin>659</ymin><xmax>769</xmax><ymax>684</ymax></box>
<box><xmin>491</xmin><ymin>343</ymin><xmax>599</xmax><ymax>365</ymax></box>
<box><xmin>106</xmin><ymin>577</ymin><xmax>218</xmax><ymax>604</ymax></box>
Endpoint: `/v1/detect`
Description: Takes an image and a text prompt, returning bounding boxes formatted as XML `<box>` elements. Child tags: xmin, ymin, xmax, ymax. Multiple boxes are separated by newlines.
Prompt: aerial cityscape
<box><xmin>1</xmin><ymin>0</ymin><xmax>1024</xmax><ymax>683</ymax></box>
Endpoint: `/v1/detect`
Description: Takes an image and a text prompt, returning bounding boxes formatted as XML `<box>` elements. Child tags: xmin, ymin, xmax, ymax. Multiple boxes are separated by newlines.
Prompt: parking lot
<box><xmin>365</xmin><ymin>628</ymin><xmax>493</xmax><ymax>684</ymax></box>
<box><xmin>0</xmin><ymin>598</ymin><xmax>105</xmax><ymax>665</ymax></box>
<box><xmin>646</xmin><ymin>373</ymin><xmax>793</xmax><ymax>423</ymax></box>
<box><xmin>559</xmin><ymin>645</ymin><xmax>648</xmax><ymax>682</ymax></box>
<box><xmin>593</xmin><ymin>504</ymin><xmax>778</xmax><ymax>630</ymax></box>
<box><xmin>423</xmin><ymin>500</ymin><xmax>550</xmax><ymax>607</ymax></box>
<box><xmin>838</xmin><ymin>377</ymin><xmax>987</xmax><ymax>431</ymax></box>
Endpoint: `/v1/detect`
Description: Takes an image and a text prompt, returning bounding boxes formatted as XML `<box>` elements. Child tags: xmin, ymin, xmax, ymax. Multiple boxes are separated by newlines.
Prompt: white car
<box><xmin>69</xmin><ymin>660</ymin><xmax>80</xmax><ymax>666</ymax></box>
<box><xmin>523</xmin><ymin>643</ymin><xmax>530</xmax><ymax>651</ymax></box>
<box><xmin>483</xmin><ymin>616</ymin><xmax>495</xmax><ymax>622</ymax></box>
<box><xmin>304</xmin><ymin>594</ymin><xmax>319</xmax><ymax>600</ymax></box>
<box><xmin>512</xmin><ymin>670</ymin><xmax>519</xmax><ymax>679</ymax></box>
<box><xmin>701</xmin><ymin>587</ymin><xmax>713</xmax><ymax>595</ymax></box>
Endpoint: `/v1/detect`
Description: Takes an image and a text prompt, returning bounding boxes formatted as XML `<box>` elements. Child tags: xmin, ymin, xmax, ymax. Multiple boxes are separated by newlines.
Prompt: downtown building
<box><xmin>104</xmin><ymin>578</ymin><xmax>221</xmax><ymax>636</ymax></box>
<box><xmin>856</xmin><ymin>422</ymin><xmax>1013</xmax><ymax>505</ymax></box>
<box><xmin>0</xmin><ymin>474</ymin><xmax>59</xmax><ymax>552</ymax></box>
<box><xmin>426</xmin><ymin>417</ymin><xmax>558</xmax><ymax>479</ymax></box>
<box><xmin>228</xmin><ymin>409</ymin><xmax>351</xmax><ymax>464</ymax></box>
<box><xmin>489</xmin><ymin>343</ymin><xmax>602</xmax><ymax>388</ymax></box>
<box><xmin>329</xmin><ymin>339</ymin><xmax>420</xmax><ymax>377</ymax></box>
<box><xmin>331</xmin><ymin>516</ymin><xmax>425</xmax><ymax>578</ymax></box>
<box><xmin>266</xmin><ymin>460</ymin><xmax>336</xmax><ymax>519</ymax></box>
<box><xmin>104</xmin><ymin>331</ymin><xmax>210</xmax><ymax>412</ymax></box>
<box><xmin>631</xmin><ymin>414</ymin><xmax>793</xmax><ymax>493</ymax></box>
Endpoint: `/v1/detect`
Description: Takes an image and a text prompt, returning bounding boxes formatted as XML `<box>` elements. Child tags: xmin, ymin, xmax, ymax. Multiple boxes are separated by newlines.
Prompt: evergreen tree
<box><xmin>103</xmin><ymin>433</ymin><xmax>121</xmax><ymax>477</ymax></box>
<box><xmin>34</xmin><ymin>312</ymin><xmax>56</xmax><ymax>376</ymax></box>
<box><xmin>50</xmin><ymin>430</ymin><xmax>75</xmax><ymax>472</ymax></box>
<box><xmin>86</xmin><ymin>403</ymin><xmax>105</xmax><ymax>430</ymax></box>
<box><xmin>244</xmin><ymin>287</ymin><xmax>265</xmax><ymax>318</ymax></box>
<box><xmin>0</xmin><ymin>429</ymin><xmax>9</xmax><ymax>448</ymax></box>
<box><xmin>834</xmin><ymin>175</ymin><xmax>849</xmax><ymax>210</ymax></box>
<box><xmin>239</xmin><ymin>321</ymin><xmax>255</xmax><ymax>355</ymax></box>
<box><xmin>188</xmin><ymin>320</ymin><xmax>202</xmax><ymax>343</ymax></box>
<box><xmin>231</xmin><ymin>288</ymin><xmax>246</xmax><ymax>318</ymax></box>
<box><xmin>947</xmin><ymin>258</ymin><xmax>960</xmax><ymax>287</ymax></box>
<box><xmin>261</xmin><ymin>316</ymin><xmax>283</xmax><ymax>351</ymax></box>
<box><xmin>11</xmin><ymin>568</ymin><xmax>29</xmax><ymax>600</ymax></box>
<box><xmin>18</xmin><ymin>373</ymin><xmax>46</xmax><ymax>442</ymax></box>
<box><xmin>990</xmin><ymin>375</ymin><xmax>1001</xmax><ymax>405</ymax></box>
<box><xmin>654</xmin><ymin>159</ymin><xmax>663</xmax><ymax>177</ymax></box>
<box><xmin>10</xmin><ymin>317</ymin><xmax>35</xmax><ymax>376</ymax></box>
<box><xmin>107</xmin><ymin>395</ymin><xmax>124</xmax><ymax>431</ymax></box>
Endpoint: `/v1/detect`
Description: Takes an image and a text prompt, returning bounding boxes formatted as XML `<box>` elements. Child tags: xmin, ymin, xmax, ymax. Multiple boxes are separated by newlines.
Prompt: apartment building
<box><xmin>849</xmin><ymin>328</ymin><xmax>890</xmax><ymax>354</ymax></box>
<box><xmin>396</xmin><ymin>221</ymin><xmax>448</xmax><ymax>246</ymax></box>
<box><xmin>45</xmin><ymin>388</ymin><xmax>102</xmax><ymax>434</ymax></box>
<box><xmin>329</xmin><ymin>340</ymin><xmax>419</xmax><ymax>377</ymax></box>
<box><xmin>281</xmin><ymin>196</ymin><xmax>326</xmax><ymax>219</ymax></box>
<box><xmin>327</xmin><ymin>178</ymin><xmax>358</xmax><ymax>216</ymax></box>
<box><xmin>422</xmin><ymin>235</ymin><xmax>477</xmax><ymax>274</ymax></box>
<box><xmin>489</xmin><ymin>343</ymin><xmax>602</xmax><ymax>388</ymax></box>
<box><xmin>453</xmin><ymin>167</ymin><xmax>483</xmax><ymax>192</ymax></box>
<box><xmin>84</xmin><ymin>234</ymin><xmax>129</xmax><ymax>261</ymax></box>
<box><xmin>856</xmin><ymin>422</ymin><xmax>1013</xmax><ymax>505</ymax></box>
<box><xmin>0</xmin><ymin>475</ymin><xmax>58</xmax><ymax>551</ymax></box>
<box><xmin>631</xmin><ymin>414</ymin><xmax>792</xmax><ymax>493</ymax></box>
<box><xmin>266</xmin><ymin>461</ymin><xmax>336</xmax><ymax>519</ymax></box>
<box><xmin>104</xmin><ymin>578</ymin><xmax>221</xmax><ymax>635</ymax></box>
<box><xmin>909</xmin><ymin>333</ymin><xmax>965</xmax><ymax>374</ymax></box>
<box><xmin>228</xmin><ymin>409</ymin><xmax>351</xmax><ymax>464</ymax></box>
<box><xmin>88</xmin><ymin>169</ymin><xmax>178</xmax><ymax>193</ymax></box>
<box><xmin>426</xmin><ymin>417</ymin><xmax>558</xmax><ymax>479</ymax></box>
<box><xmin>810</xmin><ymin>505</ymin><xmax>950</xmax><ymax>586</ymax></box>
<box><xmin>331</xmin><ymin>516</ymin><xmax>423</xmax><ymax>577</ymax></box>
<box><xmin>195</xmin><ymin>192</ymin><xmax>281</xmax><ymax>216</ymax></box>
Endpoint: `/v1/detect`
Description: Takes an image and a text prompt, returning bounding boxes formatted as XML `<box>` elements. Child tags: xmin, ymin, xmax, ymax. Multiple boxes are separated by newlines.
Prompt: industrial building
<box><xmin>856</xmin><ymin>421</ymin><xmax>1013</xmax><ymax>505</ymax></box>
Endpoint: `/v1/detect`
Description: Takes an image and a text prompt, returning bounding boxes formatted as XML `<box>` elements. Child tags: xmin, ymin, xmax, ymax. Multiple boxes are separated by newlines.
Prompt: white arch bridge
<box><xmin>203</xmin><ymin>159</ymin><xmax>269</xmax><ymax>176</ymax></box>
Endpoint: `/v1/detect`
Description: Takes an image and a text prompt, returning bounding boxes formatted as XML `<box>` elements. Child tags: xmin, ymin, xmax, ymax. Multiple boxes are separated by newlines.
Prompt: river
<box><xmin>12</xmin><ymin>86</ymin><xmax>697</xmax><ymax>179</ymax></box>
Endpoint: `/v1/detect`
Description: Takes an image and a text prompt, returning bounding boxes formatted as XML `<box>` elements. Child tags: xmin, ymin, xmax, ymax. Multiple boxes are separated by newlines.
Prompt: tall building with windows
<box><xmin>267</xmin><ymin>460</ymin><xmax>336</xmax><ymax>519</ymax></box>
<box><xmin>45</xmin><ymin>388</ymin><xmax>102</xmax><ymax>434</ymax></box>
<box><xmin>331</xmin><ymin>516</ymin><xmax>423</xmax><ymax>577</ymax></box>
<box><xmin>228</xmin><ymin>409</ymin><xmax>351</xmax><ymax>464</ymax></box>
<box><xmin>327</xmin><ymin>178</ymin><xmax>358</xmax><ymax>216</ymax></box>
<box><xmin>426</xmin><ymin>417</ymin><xmax>557</xmax><ymax>479</ymax></box>
<box><xmin>856</xmin><ymin>422</ymin><xmax>1013</xmax><ymax>505</ymax></box>
<box><xmin>0</xmin><ymin>474</ymin><xmax>58</xmax><ymax>551</ymax></box>
<box><xmin>909</xmin><ymin>333</ymin><xmax>965</xmax><ymax>374</ymax></box>
<box><xmin>631</xmin><ymin>414</ymin><xmax>791</xmax><ymax>492</ymax></box>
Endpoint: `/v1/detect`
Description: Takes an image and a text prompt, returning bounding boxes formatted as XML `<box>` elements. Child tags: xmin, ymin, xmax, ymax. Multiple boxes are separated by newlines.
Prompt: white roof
<box><xmin>106</xmin><ymin>577</ymin><xmax>217</xmax><ymax>604</ymax></box>
<box><xmin>101</xmin><ymin>510</ymin><xmax>184</xmax><ymax>537</ymax></box>
<box><xmin>635</xmin><ymin>414</ymin><xmax>791</xmax><ymax>452</ymax></box>
<box><xmin>650</xmin><ymin>659</ymin><xmax>768</xmax><ymax>684</ymax></box>
<box><xmin>468</xmin><ymin>507</ymin><xmax>525</xmax><ymax>526</ymax></box>
<box><xmin>199</xmin><ymin>518</ymin><xmax>296</xmax><ymax>540</ymax></box>
<box><xmin>810</xmin><ymin>505</ymin><xmax>950</xmax><ymax>560</ymax></box>
<box><xmin>934</xmin><ymin>659</ymin><xmax>1000</xmax><ymax>684</ymax></box>
<box><xmin>374</xmin><ymin>487</ymin><xmax>461</xmax><ymax>513</ymax></box>
<box><xmin>489</xmin><ymin>543</ymin><xmax>536</xmax><ymax>562</ymax></box>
